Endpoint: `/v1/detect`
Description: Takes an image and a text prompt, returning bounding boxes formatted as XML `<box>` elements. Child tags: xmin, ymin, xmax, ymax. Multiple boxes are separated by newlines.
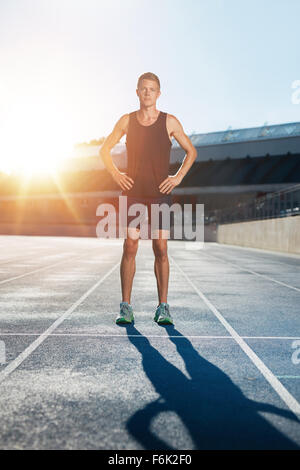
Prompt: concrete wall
<box><xmin>217</xmin><ymin>215</ymin><xmax>300</xmax><ymax>254</ymax></box>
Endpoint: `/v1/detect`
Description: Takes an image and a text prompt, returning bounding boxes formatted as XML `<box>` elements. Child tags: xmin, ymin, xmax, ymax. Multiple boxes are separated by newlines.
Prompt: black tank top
<box><xmin>122</xmin><ymin>110</ymin><xmax>172</xmax><ymax>198</ymax></box>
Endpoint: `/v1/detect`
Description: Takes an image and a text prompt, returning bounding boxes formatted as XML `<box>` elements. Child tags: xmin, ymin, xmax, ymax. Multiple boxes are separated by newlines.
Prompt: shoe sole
<box><xmin>116</xmin><ymin>317</ymin><xmax>134</xmax><ymax>324</ymax></box>
<box><xmin>157</xmin><ymin>318</ymin><xmax>173</xmax><ymax>325</ymax></box>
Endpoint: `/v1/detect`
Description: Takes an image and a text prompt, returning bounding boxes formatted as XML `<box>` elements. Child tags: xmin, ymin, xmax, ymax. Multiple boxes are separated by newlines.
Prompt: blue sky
<box><xmin>0</xmin><ymin>0</ymin><xmax>299</xmax><ymax>172</ymax></box>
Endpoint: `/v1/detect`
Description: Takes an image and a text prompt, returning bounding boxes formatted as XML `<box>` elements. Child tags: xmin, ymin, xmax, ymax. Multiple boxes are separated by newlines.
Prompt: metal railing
<box><xmin>206</xmin><ymin>183</ymin><xmax>300</xmax><ymax>225</ymax></box>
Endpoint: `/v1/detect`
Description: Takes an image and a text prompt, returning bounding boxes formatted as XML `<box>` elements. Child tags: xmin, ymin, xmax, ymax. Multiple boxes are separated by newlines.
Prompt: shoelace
<box><xmin>159</xmin><ymin>304</ymin><xmax>170</xmax><ymax>318</ymax></box>
<box><xmin>121</xmin><ymin>305</ymin><xmax>132</xmax><ymax>316</ymax></box>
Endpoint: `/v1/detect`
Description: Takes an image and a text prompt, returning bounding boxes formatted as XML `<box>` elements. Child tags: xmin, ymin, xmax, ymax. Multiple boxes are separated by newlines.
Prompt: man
<box><xmin>100</xmin><ymin>72</ymin><xmax>197</xmax><ymax>325</ymax></box>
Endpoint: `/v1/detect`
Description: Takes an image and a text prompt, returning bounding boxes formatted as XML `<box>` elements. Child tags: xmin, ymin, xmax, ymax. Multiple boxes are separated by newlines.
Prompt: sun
<box><xmin>0</xmin><ymin>94</ymin><xmax>76</xmax><ymax>178</ymax></box>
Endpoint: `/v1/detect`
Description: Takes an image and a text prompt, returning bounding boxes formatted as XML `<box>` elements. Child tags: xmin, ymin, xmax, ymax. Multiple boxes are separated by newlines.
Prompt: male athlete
<box><xmin>100</xmin><ymin>72</ymin><xmax>197</xmax><ymax>325</ymax></box>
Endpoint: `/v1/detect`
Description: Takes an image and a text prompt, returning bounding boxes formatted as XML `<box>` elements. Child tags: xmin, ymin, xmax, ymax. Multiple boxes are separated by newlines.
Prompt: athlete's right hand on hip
<box><xmin>111</xmin><ymin>169</ymin><xmax>134</xmax><ymax>191</ymax></box>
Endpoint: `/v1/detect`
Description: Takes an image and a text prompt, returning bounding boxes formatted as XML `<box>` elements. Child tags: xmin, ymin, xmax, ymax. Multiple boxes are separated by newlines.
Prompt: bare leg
<box><xmin>152</xmin><ymin>234</ymin><xmax>169</xmax><ymax>304</ymax></box>
<box><xmin>120</xmin><ymin>228</ymin><xmax>140</xmax><ymax>304</ymax></box>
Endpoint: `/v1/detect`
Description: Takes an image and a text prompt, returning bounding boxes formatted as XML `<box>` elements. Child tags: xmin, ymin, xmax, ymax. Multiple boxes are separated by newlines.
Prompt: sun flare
<box><xmin>0</xmin><ymin>94</ymin><xmax>76</xmax><ymax>177</ymax></box>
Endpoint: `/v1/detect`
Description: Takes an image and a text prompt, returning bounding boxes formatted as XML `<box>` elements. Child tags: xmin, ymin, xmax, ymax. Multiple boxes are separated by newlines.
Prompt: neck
<box><xmin>138</xmin><ymin>105</ymin><xmax>159</xmax><ymax>119</ymax></box>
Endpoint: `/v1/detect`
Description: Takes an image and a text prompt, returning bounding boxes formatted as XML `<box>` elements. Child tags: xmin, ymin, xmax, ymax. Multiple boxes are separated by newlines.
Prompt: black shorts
<box><xmin>119</xmin><ymin>194</ymin><xmax>173</xmax><ymax>231</ymax></box>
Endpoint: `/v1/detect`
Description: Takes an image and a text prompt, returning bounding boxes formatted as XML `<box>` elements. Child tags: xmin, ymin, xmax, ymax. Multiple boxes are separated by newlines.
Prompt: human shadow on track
<box><xmin>124</xmin><ymin>324</ymin><xmax>299</xmax><ymax>450</ymax></box>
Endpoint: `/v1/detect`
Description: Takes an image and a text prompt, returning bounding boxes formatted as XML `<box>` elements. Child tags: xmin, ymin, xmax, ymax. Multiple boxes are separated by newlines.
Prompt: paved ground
<box><xmin>0</xmin><ymin>235</ymin><xmax>299</xmax><ymax>450</ymax></box>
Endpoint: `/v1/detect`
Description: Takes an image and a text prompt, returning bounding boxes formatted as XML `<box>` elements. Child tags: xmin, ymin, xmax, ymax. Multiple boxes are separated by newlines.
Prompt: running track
<box><xmin>0</xmin><ymin>235</ymin><xmax>299</xmax><ymax>449</ymax></box>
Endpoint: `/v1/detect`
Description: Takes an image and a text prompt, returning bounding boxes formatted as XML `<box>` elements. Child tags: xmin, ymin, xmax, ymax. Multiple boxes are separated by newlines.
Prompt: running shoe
<box><xmin>116</xmin><ymin>302</ymin><xmax>134</xmax><ymax>324</ymax></box>
<box><xmin>154</xmin><ymin>303</ymin><xmax>174</xmax><ymax>325</ymax></box>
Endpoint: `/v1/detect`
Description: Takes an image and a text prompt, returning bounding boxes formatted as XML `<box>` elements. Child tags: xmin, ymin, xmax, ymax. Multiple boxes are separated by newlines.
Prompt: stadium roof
<box><xmin>173</xmin><ymin>121</ymin><xmax>300</xmax><ymax>148</ymax></box>
<box><xmin>69</xmin><ymin>121</ymin><xmax>300</xmax><ymax>164</ymax></box>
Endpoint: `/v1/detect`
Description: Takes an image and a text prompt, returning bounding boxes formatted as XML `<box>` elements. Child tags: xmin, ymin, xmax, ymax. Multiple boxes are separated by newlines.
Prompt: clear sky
<box><xmin>0</xmin><ymin>0</ymin><xmax>299</xmax><ymax>174</ymax></box>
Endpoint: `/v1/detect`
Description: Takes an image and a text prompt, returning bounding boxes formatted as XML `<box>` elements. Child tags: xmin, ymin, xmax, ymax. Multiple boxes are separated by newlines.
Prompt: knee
<box><xmin>123</xmin><ymin>238</ymin><xmax>139</xmax><ymax>258</ymax></box>
<box><xmin>152</xmin><ymin>241</ymin><xmax>168</xmax><ymax>260</ymax></box>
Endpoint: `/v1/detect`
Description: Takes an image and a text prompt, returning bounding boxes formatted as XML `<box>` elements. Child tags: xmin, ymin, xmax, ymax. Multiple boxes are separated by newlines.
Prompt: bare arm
<box><xmin>99</xmin><ymin>114</ymin><xmax>134</xmax><ymax>191</ymax></box>
<box><xmin>159</xmin><ymin>115</ymin><xmax>197</xmax><ymax>194</ymax></box>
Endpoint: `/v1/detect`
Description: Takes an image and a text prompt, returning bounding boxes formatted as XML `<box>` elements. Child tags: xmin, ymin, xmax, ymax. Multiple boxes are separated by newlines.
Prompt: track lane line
<box><xmin>197</xmin><ymin>249</ymin><xmax>300</xmax><ymax>293</ymax></box>
<box><xmin>170</xmin><ymin>254</ymin><xmax>300</xmax><ymax>416</ymax></box>
<box><xmin>0</xmin><ymin>333</ymin><xmax>300</xmax><ymax>339</ymax></box>
<box><xmin>207</xmin><ymin>244</ymin><xmax>300</xmax><ymax>269</ymax></box>
<box><xmin>208</xmin><ymin>242</ymin><xmax>300</xmax><ymax>261</ymax></box>
<box><xmin>208</xmin><ymin>246</ymin><xmax>300</xmax><ymax>269</ymax></box>
<box><xmin>0</xmin><ymin>251</ymin><xmax>98</xmax><ymax>285</ymax></box>
<box><xmin>0</xmin><ymin>262</ymin><xmax>120</xmax><ymax>384</ymax></box>
<box><xmin>276</xmin><ymin>376</ymin><xmax>300</xmax><ymax>379</ymax></box>
<box><xmin>0</xmin><ymin>244</ymin><xmax>79</xmax><ymax>266</ymax></box>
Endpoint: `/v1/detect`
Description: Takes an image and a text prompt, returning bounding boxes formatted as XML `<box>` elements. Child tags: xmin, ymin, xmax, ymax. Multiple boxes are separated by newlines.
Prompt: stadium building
<box><xmin>0</xmin><ymin>121</ymin><xmax>299</xmax><ymax>239</ymax></box>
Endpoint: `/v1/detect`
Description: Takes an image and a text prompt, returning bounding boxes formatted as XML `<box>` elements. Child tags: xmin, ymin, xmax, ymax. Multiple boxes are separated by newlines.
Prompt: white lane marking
<box><xmin>0</xmin><ymin>262</ymin><xmax>120</xmax><ymax>385</ymax></box>
<box><xmin>0</xmin><ymin>252</ymin><xmax>91</xmax><ymax>285</ymax></box>
<box><xmin>0</xmin><ymin>248</ymin><xmax>77</xmax><ymax>265</ymax></box>
<box><xmin>200</xmin><ymin>250</ymin><xmax>300</xmax><ymax>293</ymax></box>
<box><xmin>208</xmin><ymin>246</ymin><xmax>300</xmax><ymax>269</ymax></box>
<box><xmin>0</xmin><ymin>252</ymin><xmax>77</xmax><ymax>269</ymax></box>
<box><xmin>242</xmin><ymin>336</ymin><xmax>300</xmax><ymax>340</ymax></box>
<box><xmin>276</xmin><ymin>376</ymin><xmax>300</xmax><ymax>379</ymax></box>
<box><xmin>0</xmin><ymin>333</ymin><xmax>232</xmax><ymax>338</ymax></box>
<box><xmin>0</xmin><ymin>251</ymin><xmax>43</xmax><ymax>266</ymax></box>
<box><xmin>0</xmin><ymin>333</ymin><xmax>300</xmax><ymax>339</ymax></box>
<box><xmin>208</xmin><ymin>242</ymin><xmax>300</xmax><ymax>261</ymax></box>
<box><xmin>170</xmin><ymin>255</ymin><xmax>300</xmax><ymax>416</ymax></box>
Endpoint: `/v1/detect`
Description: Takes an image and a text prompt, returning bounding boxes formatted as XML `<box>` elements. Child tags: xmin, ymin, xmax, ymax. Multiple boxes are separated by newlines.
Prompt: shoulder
<box><xmin>166</xmin><ymin>113</ymin><xmax>181</xmax><ymax>125</ymax></box>
<box><xmin>116</xmin><ymin>113</ymin><xmax>131</xmax><ymax>132</ymax></box>
<box><xmin>119</xmin><ymin>113</ymin><xmax>131</xmax><ymax>126</ymax></box>
<box><xmin>166</xmin><ymin>113</ymin><xmax>183</xmax><ymax>132</ymax></box>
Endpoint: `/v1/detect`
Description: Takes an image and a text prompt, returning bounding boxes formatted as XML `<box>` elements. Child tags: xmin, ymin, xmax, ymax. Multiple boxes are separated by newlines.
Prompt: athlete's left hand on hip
<box><xmin>159</xmin><ymin>174</ymin><xmax>183</xmax><ymax>194</ymax></box>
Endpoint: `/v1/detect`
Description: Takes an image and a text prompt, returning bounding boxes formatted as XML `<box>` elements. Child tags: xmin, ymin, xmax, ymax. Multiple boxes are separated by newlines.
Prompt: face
<box><xmin>136</xmin><ymin>79</ymin><xmax>161</xmax><ymax>106</ymax></box>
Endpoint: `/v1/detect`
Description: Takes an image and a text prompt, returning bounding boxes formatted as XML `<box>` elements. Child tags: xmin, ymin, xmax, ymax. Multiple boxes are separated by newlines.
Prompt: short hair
<box><xmin>137</xmin><ymin>72</ymin><xmax>160</xmax><ymax>90</ymax></box>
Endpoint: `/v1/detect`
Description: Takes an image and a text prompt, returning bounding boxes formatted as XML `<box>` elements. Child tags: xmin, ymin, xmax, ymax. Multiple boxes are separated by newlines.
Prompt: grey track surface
<box><xmin>0</xmin><ymin>235</ymin><xmax>299</xmax><ymax>450</ymax></box>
